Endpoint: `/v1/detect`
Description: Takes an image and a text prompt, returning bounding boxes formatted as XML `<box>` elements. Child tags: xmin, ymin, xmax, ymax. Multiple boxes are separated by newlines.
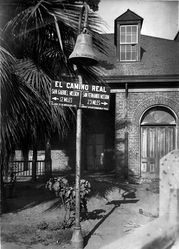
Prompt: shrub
<box><xmin>45</xmin><ymin>177</ymin><xmax>91</xmax><ymax>228</ymax></box>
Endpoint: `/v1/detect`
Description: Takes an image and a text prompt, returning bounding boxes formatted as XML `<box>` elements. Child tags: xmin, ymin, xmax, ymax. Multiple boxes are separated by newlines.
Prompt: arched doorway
<box><xmin>140</xmin><ymin>106</ymin><xmax>176</xmax><ymax>178</ymax></box>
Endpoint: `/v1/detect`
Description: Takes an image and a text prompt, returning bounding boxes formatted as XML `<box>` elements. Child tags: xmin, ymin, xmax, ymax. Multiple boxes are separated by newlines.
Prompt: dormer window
<box><xmin>120</xmin><ymin>25</ymin><xmax>138</xmax><ymax>61</ymax></box>
<box><xmin>114</xmin><ymin>9</ymin><xmax>143</xmax><ymax>62</ymax></box>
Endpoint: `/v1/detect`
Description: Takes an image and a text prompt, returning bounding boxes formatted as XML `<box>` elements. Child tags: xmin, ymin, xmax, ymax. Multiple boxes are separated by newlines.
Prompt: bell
<box><xmin>69</xmin><ymin>33</ymin><xmax>98</xmax><ymax>66</ymax></box>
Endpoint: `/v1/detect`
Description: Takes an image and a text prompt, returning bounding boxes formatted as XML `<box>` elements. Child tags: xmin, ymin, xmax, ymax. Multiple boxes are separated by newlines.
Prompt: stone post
<box><xmin>159</xmin><ymin>150</ymin><xmax>179</xmax><ymax>217</ymax></box>
<box><xmin>159</xmin><ymin>149</ymin><xmax>179</xmax><ymax>243</ymax></box>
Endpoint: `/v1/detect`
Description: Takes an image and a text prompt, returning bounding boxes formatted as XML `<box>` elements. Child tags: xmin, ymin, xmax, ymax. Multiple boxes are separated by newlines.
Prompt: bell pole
<box><xmin>71</xmin><ymin>70</ymin><xmax>83</xmax><ymax>249</ymax></box>
<box><xmin>70</xmin><ymin>3</ymin><xmax>98</xmax><ymax>249</ymax></box>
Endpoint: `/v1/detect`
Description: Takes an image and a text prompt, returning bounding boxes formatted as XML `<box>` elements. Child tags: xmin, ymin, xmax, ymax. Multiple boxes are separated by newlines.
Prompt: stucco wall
<box><xmin>115</xmin><ymin>89</ymin><xmax>179</xmax><ymax>177</ymax></box>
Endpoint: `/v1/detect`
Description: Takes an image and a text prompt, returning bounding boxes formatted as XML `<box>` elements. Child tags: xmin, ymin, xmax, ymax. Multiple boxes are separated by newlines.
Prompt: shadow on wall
<box><xmin>115</xmin><ymin>118</ymin><xmax>133</xmax><ymax>180</ymax></box>
<box><xmin>140</xmin><ymin>47</ymin><xmax>146</xmax><ymax>60</ymax></box>
<box><xmin>115</xmin><ymin>150</ymin><xmax>126</xmax><ymax>173</ymax></box>
<box><xmin>115</xmin><ymin>149</ymin><xmax>140</xmax><ymax>183</ymax></box>
<box><xmin>103</xmin><ymin>149</ymin><xmax>116</xmax><ymax>172</ymax></box>
<box><xmin>115</xmin><ymin>119</ymin><xmax>131</xmax><ymax>130</ymax></box>
<box><xmin>99</xmin><ymin>60</ymin><xmax>116</xmax><ymax>70</ymax></box>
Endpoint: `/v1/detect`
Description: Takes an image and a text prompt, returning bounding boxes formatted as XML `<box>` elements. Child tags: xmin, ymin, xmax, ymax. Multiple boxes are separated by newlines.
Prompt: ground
<box><xmin>1</xmin><ymin>173</ymin><xmax>159</xmax><ymax>249</ymax></box>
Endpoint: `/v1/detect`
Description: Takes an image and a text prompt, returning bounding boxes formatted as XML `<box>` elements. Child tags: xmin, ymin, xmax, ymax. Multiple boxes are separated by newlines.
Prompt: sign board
<box><xmin>50</xmin><ymin>81</ymin><xmax>80</xmax><ymax>107</ymax></box>
<box><xmin>50</xmin><ymin>81</ymin><xmax>110</xmax><ymax>110</ymax></box>
<box><xmin>80</xmin><ymin>85</ymin><xmax>110</xmax><ymax>110</ymax></box>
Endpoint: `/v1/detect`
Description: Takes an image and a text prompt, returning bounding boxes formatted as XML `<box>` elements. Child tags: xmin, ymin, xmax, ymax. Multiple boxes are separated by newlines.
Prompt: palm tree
<box><xmin>0</xmin><ymin>43</ymin><xmax>53</xmax><ymax>212</ymax></box>
<box><xmin>0</xmin><ymin>0</ymin><xmax>109</xmax><ymax>212</ymax></box>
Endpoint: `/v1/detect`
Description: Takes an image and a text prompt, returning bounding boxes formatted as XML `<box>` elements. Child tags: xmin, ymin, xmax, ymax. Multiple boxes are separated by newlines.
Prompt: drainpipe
<box><xmin>124</xmin><ymin>83</ymin><xmax>129</xmax><ymax>180</ymax></box>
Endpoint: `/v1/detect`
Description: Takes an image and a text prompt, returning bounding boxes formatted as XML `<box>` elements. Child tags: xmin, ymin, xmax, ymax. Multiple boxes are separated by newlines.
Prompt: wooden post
<box><xmin>32</xmin><ymin>145</ymin><xmax>37</xmax><ymax>181</ymax></box>
<box><xmin>22</xmin><ymin>149</ymin><xmax>29</xmax><ymax>171</ymax></box>
<box><xmin>45</xmin><ymin>139</ymin><xmax>52</xmax><ymax>179</ymax></box>
<box><xmin>71</xmin><ymin>74</ymin><xmax>83</xmax><ymax>249</ymax></box>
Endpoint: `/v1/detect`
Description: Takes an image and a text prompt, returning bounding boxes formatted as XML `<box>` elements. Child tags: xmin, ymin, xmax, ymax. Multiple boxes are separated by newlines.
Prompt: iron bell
<box><xmin>69</xmin><ymin>32</ymin><xmax>98</xmax><ymax>66</ymax></box>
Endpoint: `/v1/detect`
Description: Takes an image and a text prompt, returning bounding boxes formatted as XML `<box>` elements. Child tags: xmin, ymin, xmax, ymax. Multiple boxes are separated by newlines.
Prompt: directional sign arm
<box><xmin>52</xmin><ymin>97</ymin><xmax>59</xmax><ymax>101</ymax></box>
<box><xmin>101</xmin><ymin>101</ymin><xmax>108</xmax><ymax>106</ymax></box>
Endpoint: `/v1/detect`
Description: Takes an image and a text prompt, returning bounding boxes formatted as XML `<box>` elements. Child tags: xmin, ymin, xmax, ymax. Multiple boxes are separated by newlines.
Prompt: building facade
<box><xmin>97</xmin><ymin>9</ymin><xmax>179</xmax><ymax>179</ymax></box>
<box><xmin>12</xmin><ymin>9</ymin><xmax>179</xmax><ymax>181</ymax></box>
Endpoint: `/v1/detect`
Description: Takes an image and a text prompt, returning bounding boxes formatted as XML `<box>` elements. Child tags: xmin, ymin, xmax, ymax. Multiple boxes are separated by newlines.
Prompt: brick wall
<box><xmin>115</xmin><ymin>90</ymin><xmax>179</xmax><ymax>177</ymax></box>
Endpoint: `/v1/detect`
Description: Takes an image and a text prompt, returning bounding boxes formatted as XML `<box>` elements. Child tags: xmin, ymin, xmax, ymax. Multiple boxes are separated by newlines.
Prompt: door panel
<box><xmin>141</xmin><ymin>127</ymin><xmax>148</xmax><ymax>173</ymax></box>
<box><xmin>148</xmin><ymin>127</ymin><xmax>156</xmax><ymax>172</ymax></box>
<box><xmin>166</xmin><ymin>127</ymin><xmax>175</xmax><ymax>152</ymax></box>
<box><xmin>86</xmin><ymin>134</ymin><xmax>105</xmax><ymax>171</ymax></box>
<box><xmin>157</xmin><ymin>127</ymin><xmax>166</xmax><ymax>161</ymax></box>
<box><xmin>141</xmin><ymin>126</ymin><xmax>175</xmax><ymax>177</ymax></box>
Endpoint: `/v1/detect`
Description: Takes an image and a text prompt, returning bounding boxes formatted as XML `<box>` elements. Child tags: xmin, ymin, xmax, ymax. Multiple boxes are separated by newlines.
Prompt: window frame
<box><xmin>119</xmin><ymin>24</ymin><xmax>139</xmax><ymax>62</ymax></box>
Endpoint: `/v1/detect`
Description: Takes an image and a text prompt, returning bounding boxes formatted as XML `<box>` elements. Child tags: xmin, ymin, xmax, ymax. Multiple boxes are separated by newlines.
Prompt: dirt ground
<box><xmin>0</xmin><ymin>173</ymin><xmax>159</xmax><ymax>249</ymax></box>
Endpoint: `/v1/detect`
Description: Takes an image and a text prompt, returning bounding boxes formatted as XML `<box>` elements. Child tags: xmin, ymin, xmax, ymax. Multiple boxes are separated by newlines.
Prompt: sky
<box><xmin>97</xmin><ymin>0</ymin><xmax>179</xmax><ymax>40</ymax></box>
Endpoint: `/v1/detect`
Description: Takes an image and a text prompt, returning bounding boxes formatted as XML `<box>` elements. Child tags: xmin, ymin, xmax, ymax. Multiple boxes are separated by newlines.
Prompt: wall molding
<box><xmin>111</xmin><ymin>88</ymin><xmax>179</xmax><ymax>93</ymax></box>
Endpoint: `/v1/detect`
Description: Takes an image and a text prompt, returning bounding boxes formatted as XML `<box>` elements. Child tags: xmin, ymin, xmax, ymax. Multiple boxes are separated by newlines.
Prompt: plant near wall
<box><xmin>45</xmin><ymin>177</ymin><xmax>91</xmax><ymax>228</ymax></box>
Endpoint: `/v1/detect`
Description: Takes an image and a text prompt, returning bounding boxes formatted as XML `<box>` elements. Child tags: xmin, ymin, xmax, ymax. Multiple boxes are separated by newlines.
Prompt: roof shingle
<box><xmin>99</xmin><ymin>34</ymin><xmax>179</xmax><ymax>78</ymax></box>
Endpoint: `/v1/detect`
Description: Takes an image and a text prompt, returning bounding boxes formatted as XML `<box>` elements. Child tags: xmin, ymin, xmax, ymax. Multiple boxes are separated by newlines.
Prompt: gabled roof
<box><xmin>115</xmin><ymin>9</ymin><xmax>143</xmax><ymax>23</ymax></box>
<box><xmin>99</xmin><ymin>34</ymin><xmax>179</xmax><ymax>80</ymax></box>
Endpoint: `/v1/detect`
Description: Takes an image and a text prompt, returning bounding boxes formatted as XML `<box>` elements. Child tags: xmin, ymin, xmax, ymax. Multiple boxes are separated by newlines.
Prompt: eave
<box><xmin>104</xmin><ymin>74</ymin><xmax>179</xmax><ymax>84</ymax></box>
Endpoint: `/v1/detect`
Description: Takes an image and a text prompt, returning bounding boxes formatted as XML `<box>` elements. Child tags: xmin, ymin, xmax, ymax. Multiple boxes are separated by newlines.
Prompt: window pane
<box><xmin>126</xmin><ymin>26</ymin><xmax>132</xmax><ymax>33</ymax></box>
<box><xmin>120</xmin><ymin>34</ymin><xmax>125</xmax><ymax>43</ymax></box>
<box><xmin>121</xmin><ymin>45</ymin><xmax>125</xmax><ymax>52</ymax></box>
<box><xmin>131</xmin><ymin>33</ymin><xmax>137</xmax><ymax>43</ymax></box>
<box><xmin>120</xmin><ymin>51</ymin><xmax>125</xmax><ymax>60</ymax></box>
<box><xmin>126</xmin><ymin>51</ymin><xmax>131</xmax><ymax>60</ymax></box>
<box><xmin>126</xmin><ymin>45</ymin><xmax>131</xmax><ymax>60</ymax></box>
<box><xmin>132</xmin><ymin>26</ymin><xmax>137</xmax><ymax>32</ymax></box>
<box><xmin>132</xmin><ymin>51</ymin><xmax>137</xmax><ymax>60</ymax></box>
<box><xmin>132</xmin><ymin>45</ymin><xmax>137</xmax><ymax>60</ymax></box>
<box><xmin>126</xmin><ymin>34</ymin><xmax>131</xmax><ymax>43</ymax></box>
<box><xmin>131</xmin><ymin>44</ymin><xmax>137</xmax><ymax>51</ymax></box>
<box><xmin>141</xmin><ymin>108</ymin><xmax>176</xmax><ymax>125</ymax></box>
<box><xmin>132</xmin><ymin>26</ymin><xmax>137</xmax><ymax>43</ymax></box>
<box><xmin>121</xmin><ymin>26</ymin><xmax>125</xmax><ymax>32</ymax></box>
<box><xmin>126</xmin><ymin>45</ymin><xmax>131</xmax><ymax>52</ymax></box>
<box><xmin>120</xmin><ymin>45</ymin><xmax>125</xmax><ymax>60</ymax></box>
<box><xmin>120</xmin><ymin>26</ymin><xmax>126</xmax><ymax>43</ymax></box>
<box><xmin>120</xmin><ymin>25</ymin><xmax>138</xmax><ymax>44</ymax></box>
<box><xmin>120</xmin><ymin>43</ymin><xmax>138</xmax><ymax>61</ymax></box>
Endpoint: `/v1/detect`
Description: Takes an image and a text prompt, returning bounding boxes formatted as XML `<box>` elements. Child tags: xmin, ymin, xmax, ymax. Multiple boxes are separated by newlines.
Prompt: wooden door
<box><xmin>86</xmin><ymin>134</ymin><xmax>104</xmax><ymax>171</ymax></box>
<box><xmin>141</xmin><ymin>126</ymin><xmax>175</xmax><ymax>177</ymax></box>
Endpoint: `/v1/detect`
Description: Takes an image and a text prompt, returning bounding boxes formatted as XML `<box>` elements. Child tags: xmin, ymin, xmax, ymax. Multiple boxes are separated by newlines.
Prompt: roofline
<box><xmin>104</xmin><ymin>74</ymin><xmax>179</xmax><ymax>83</ymax></box>
<box><xmin>174</xmin><ymin>31</ymin><xmax>179</xmax><ymax>41</ymax></box>
<box><xmin>114</xmin><ymin>9</ymin><xmax>143</xmax><ymax>23</ymax></box>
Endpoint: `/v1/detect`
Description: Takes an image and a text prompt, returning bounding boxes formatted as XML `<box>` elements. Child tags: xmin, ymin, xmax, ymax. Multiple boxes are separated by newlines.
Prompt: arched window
<box><xmin>141</xmin><ymin>107</ymin><xmax>176</xmax><ymax>126</ymax></box>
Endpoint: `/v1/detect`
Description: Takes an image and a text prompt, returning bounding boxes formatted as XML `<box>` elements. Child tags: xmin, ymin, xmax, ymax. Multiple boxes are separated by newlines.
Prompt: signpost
<box><xmin>50</xmin><ymin>80</ymin><xmax>110</xmax><ymax>110</ymax></box>
<box><xmin>50</xmin><ymin>79</ymin><xmax>110</xmax><ymax>249</ymax></box>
